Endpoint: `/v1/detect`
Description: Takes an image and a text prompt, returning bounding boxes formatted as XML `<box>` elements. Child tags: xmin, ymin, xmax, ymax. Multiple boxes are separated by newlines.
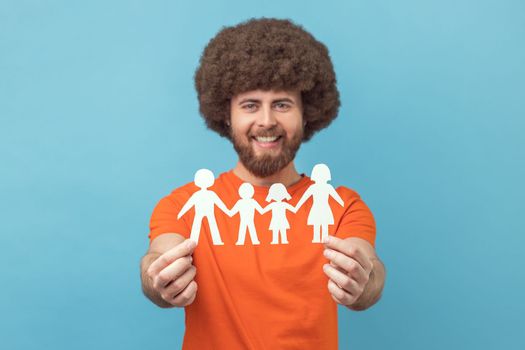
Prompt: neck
<box><xmin>233</xmin><ymin>160</ymin><xmax>302</xmax><ymax>187</ymax></box>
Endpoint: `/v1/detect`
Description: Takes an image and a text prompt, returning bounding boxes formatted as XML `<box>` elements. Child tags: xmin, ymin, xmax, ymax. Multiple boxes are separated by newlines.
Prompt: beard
<box><xmin>231</xmin><ymin>125</ymin><xmax>303</xmax><ymax>178</ymax></box>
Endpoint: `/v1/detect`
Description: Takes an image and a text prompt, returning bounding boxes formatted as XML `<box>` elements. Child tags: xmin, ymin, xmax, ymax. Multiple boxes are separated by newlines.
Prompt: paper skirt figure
<box><xmin>177</xmin><ymin>169</ymin><xmax>230</xmax><ymax>245</ymax></box>
<box><xmin>265</xmin><ymin>183</ymin><xmax>297</xmax><ymax>244</ymax></box>
<box><xmin>295</xmin><ymin>164</ymin><xmax>344</xmax><ymax>243</ymax></box>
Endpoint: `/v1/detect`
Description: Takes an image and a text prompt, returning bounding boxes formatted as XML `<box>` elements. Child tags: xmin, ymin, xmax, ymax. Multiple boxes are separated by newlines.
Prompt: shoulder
<box><xmin>335</xmin><ymin>186</ymin><xmax>363</xmax><ymax>203</ymax></box>
<box><xmin>333</xmin><ymin>186</ymin><xmax>376</xmax><ymax>246</ymax></box>
<box><xmin>159</xmin><ymin>180</ymin><xmax>198</xmax><ymax>207</ymax></box>
<box><xmin>334</xmin><ymin>185</ymin><xmax>375</xmax><ymax>224</ymax></box>
<box><xmin>334</xmin><ymin>186</ymin><xmax>375</xmax><ymax>212</ymax></box>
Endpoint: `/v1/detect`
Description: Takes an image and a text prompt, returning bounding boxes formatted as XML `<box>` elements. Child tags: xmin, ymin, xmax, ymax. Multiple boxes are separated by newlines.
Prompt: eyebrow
<box><xmin>238</xmin><ymin>97</ymin><xmax>295</xmax><ymax>105</ymax></box>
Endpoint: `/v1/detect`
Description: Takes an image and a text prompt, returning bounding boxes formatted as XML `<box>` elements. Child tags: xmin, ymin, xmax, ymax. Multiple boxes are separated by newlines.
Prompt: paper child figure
<box><xmin>229</xmin><ymin>183</ymin><xmax>265</xmax><ymax>245</ymax></box>
<box><xmin>177</xmin><ymin>169</ymin><xmax>230</xmax><ymax>245</ymax></box>
<box><xmin>265</xmin><ymin>183</ymin><xmax>297</xmax><ymax>244</ymax></box>
<box><xmin>294</xmin><ymin>164</ymin><xmax>344</xmax><ymax>243</ymax></box>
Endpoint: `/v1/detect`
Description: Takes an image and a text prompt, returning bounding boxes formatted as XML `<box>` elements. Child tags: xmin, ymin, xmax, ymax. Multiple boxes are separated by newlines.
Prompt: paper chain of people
<box><xmin>177</xmin><ymin>164</ymin><xmax>344</xmax><ymax>246</ymax></box>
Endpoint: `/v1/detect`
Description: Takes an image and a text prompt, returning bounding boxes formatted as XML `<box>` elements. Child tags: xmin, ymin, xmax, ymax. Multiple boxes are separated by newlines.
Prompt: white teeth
<box><xmin>255</xmin><ymin>136</ymin><xmax>279</xmax><ymax>143</ymax></box>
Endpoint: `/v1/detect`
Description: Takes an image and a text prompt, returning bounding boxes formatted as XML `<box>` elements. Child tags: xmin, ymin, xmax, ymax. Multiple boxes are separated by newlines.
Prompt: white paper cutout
<box><xmin>229</xmin><ymin>183</ymin><xmax>264</xmax><ymax>245</ymax></box>
<box><xmin>294</xmin><ymin>164</ymin><xmax>344</xmax><ymax>243</ymax></box>
<box><xmin>176</xmin><ymin>164</ymin><xmax>343</xmax><ymax>246</ymax></box>
<box><xmin>265</xmin><ymin>183</ymin><xmax>297</xmax><ymax>244</ymax></box>
<box><xmin>177</xmin><ymin>169</ymin><xmax>229</xmax><ymax>245</ymax></box>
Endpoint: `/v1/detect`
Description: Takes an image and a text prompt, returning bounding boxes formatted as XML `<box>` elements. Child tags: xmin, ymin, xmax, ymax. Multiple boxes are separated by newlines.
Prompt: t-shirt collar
<box><xmin>224</xmin><ymin>169</ymin><xmax>312</xmax><ymax>196</ymax></box>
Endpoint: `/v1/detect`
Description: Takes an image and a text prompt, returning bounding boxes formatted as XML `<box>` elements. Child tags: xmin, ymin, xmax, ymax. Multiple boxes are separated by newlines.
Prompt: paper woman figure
<box><xmin>294</xmin><ymin>164</ymin><xmax>344</xmax><ymax>243</ymax></box>
<box><xmin>177</xmin><ymin>169</ymin><xmax>230</xmax><ymax>245</ymax></box>
<box><xmin>229</xmin><ymin>183</ymin><xmax>265</xmax><ymax>245</ymax></box>
<box><xmin>265</xmin><ymin>183</ymin><xmax>297</xmax><ymax>244</ymax></box>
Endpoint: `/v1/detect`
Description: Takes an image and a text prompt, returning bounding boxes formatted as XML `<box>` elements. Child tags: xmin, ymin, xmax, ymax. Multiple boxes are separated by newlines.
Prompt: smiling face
<box><xmin>229</xmin><ymin>89</ymin><xmax>304</xmax><ymax>177</ymax></box>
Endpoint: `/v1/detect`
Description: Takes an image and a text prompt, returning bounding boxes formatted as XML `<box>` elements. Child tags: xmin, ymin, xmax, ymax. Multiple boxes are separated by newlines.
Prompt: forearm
<box><xmin>348</xmin><ymin>256</ymin><xmax>386</xmax><ymax>311</ymax></box>
<box><xmin>140</xmin><ymin>253</ymin><xmax>175</xmax><ymax>309</ymax></box>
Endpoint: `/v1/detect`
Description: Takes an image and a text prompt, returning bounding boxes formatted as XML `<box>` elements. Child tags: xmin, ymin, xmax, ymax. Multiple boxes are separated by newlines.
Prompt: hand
<box><xmin>322</xmin><ymin>236</ymin><xmax>374</xmax><ymax>307</ymax></box>
<box><xmin>147</xmin><ymin>239</ymin><xmax>198</xmax><ymax>307</ymax></box>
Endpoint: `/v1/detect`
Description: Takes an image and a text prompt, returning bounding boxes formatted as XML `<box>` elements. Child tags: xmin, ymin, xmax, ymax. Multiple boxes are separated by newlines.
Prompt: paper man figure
<box><xmin>264</xmin><ymin>183</ymin><xmax>297</xmax><ymax>244</ymax></box>
<box><xmin>229</xmin><ymin>183</ymin><xmax>265</xmax><ymax>245</ymax></box>
<box><xmin>295</xmin><ymin>164</ymin><xmax>344</xmax><ymax>243</ymax></box>
<box><xmin>177</xmin><ymin>169</ymin><xmax>230</xmax><ymax>245</ymax></box>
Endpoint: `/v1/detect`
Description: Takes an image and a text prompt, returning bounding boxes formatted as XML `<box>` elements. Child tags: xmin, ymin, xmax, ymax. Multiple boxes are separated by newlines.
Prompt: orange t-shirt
<box><xmin>149</xmin><ymin>170</ymin><xmax>376</xmax><ymax>350</ymax></box>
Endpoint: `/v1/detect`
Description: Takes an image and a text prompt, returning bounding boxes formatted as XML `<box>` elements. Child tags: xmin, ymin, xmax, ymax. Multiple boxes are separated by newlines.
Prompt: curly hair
<box><xmin>194</xmin><ymin>17</ymin><xmax>340</xmax><ymax>142</ymax></box>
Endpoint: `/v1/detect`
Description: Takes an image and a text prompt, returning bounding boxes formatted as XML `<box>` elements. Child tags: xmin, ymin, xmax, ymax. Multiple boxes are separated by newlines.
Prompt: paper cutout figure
<box><xmin>295</xmin><ymin>164</ymin><xmax>344</xmax><ymax>243</ymax></box>
<box><xmin>177</xmin><ymin>169</ymin><xmax>230</xmax><ymax>245</ymax></box>
<box><xmin>264</xmin><ymin>183</ymin><xmax>297</xmax><ymax>244</ymax></box>
<box><xmin>229</xmin><ymin>183</ymin><xmax>264</xmax><ymax>245</ymax></box>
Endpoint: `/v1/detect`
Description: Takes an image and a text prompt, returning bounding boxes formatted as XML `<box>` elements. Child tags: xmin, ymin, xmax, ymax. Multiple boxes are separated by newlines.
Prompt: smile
<box><xmin>251</xmin><ymin>135</ymin><xmax>282</xmax><ymax>149</ymax></box>
<box><xmin>255</xmin><ymin>136</ymin><xmax>280</xmax><ymax>142</ymax></box>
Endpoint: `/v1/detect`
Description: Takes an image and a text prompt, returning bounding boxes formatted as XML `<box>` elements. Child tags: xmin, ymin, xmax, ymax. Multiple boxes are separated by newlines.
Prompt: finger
<box><xmin>330</xmin><ymin>293</ymin><xmax>345</xmax><ymax>305</ymax></box>
<box><xmin>324</xmin><ymin>236</ymin><xmax>373</xmax><ymax>273</ymax></box>
<box><xmin>171</xmin><ymin>280</ymin><xmax>198</xmax><ymax>307</ymax></box>
<box><xmin>323</xmin><ymin>264</ymin><xmax>362</xmax><ymax>296</ymax></box>
<box><xmin>324</xmin><ymin>248</ymin><xmax>369</xmax><ymax>285</ymax></box>
<box><xmin>153</xmin><ymin>256</ymin><xmax>193</xmax><ymax>289</ymax></box>
<box><xmin>327</xmin><ymin>279</ymin><xmax>354</xmax><ymax>306</ymax></box>
<box><xmin>163</xmin><ymin>265</ymin><xmax>197</xmax><ymax>297</ymax></box>
<box><xmin>148</xmin><ymin>239</ymin><xmax>196</xmax><ymax>277</ymax></box>
<box><xmin>329</xmin><ymin>260</ymin><xmax>346</xmax><ymax>273</ymax></box>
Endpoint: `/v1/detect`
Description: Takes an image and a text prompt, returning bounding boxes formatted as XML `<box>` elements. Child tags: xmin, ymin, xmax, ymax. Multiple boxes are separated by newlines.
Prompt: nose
<box><xmin>256</xmin><ymin>104</ymin><xmax>277</xmax><ymax>128</ymax></box>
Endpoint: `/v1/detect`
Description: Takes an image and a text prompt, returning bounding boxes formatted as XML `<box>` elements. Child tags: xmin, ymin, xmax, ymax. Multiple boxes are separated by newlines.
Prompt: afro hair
<box><xmin>194</xmin><ymin>17</ymin><xmax>340</xmax><ymax>142</ymax></box>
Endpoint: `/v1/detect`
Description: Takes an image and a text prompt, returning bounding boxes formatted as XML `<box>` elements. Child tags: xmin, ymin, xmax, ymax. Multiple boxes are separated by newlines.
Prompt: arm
<box><xmin>228</xmin><ymin>203</ymin><xmax>239</xmax><ymax>217</ymax></box>
<box><xmin>294</xmin><ymin>186</ymin><xmax>313</xmax><ymax>212</ymax></box>
<box><xmin>140</xmin><ymin>233</ymin><xmax>197</xmax><ymax>308</ymax></box>
<box><xmin>329</xmin><ymin>186</ymin><xmax>344</xmax><ymax>207</ymax></box>
<box><xmin>257</xmin><ymin>202</ymin><xmax>271</xmax><ymax>214</ymax></box>
<box><xmin>284</xmin><ymin>202</ymin><xmax>297</xmax><ymax>213</ymax></box>
<box><xmin>322</xmin><ymin>236</ymin><xmax>385</xmax><ymax>311</ymax></box>
<box><xmin>212</xmin><ymin>192</ymin><xmax>232</xmax><ymax>216</ymax></box>
<box><xmin>177</xmin><ymin>195</ymin><xmax>195</xmax><ymax>219</ymax></box>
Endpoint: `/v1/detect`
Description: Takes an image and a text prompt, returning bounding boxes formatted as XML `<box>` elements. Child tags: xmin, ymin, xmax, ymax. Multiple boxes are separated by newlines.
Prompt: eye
<box><xmin>242</xmin><ymin>103</ymin><xmax>258</xmax><ymax>111</ymax></box>
<box><xmin>274</xmin><ymin>102</ymin><xmax>291</xmax><ymax>111</ymax></box>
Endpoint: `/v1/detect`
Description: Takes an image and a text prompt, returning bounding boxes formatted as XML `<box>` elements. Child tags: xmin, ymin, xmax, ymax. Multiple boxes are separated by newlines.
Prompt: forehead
<box><xmin>232</xmin><ymin>89</ymin><xmax>301</xmax><ymax>102</ymax></box>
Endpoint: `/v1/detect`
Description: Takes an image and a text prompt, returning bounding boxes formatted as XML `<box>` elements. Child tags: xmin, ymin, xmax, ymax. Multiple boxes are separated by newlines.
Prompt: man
<box><xmin>140</xmin><ymin>18</ymin><xmax>386</xmax><ymax>349</ymax></box>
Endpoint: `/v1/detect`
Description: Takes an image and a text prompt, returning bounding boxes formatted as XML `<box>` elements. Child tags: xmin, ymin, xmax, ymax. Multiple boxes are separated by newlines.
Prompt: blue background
<box><xmin>1</xmin><ymin>0</ymin><xmax>523</xmax><ymax>349</ymax></box>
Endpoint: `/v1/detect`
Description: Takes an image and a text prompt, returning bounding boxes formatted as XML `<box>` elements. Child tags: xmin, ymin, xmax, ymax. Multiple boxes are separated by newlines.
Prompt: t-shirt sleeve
<box><xmin>334</xmin><ymin>188</ymin><xmax>377</xmax><ymax>248</ymax></box>
<box><xmin>148</xmin><ymin>194</ymin><xmax>191</xmax><ymax>244</ymax></box>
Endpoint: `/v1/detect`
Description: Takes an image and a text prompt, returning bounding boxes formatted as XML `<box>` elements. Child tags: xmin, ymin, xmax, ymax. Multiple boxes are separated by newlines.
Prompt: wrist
<box><xmin>141</xmin><ymin>254</ymin><xmax>176</xmax><ymax>309</ymax></box>
<box><xmin>347</xmin><ymin>257</ymin><xmax>383</xmax><ymax>311</ymax></box>
<box><xmin>347</xmin><ymin>269</ymin><xmax>375</xmax><ymax>311</ymax></box>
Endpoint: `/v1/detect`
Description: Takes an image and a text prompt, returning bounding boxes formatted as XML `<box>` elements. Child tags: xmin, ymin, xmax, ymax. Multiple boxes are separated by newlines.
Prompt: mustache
<box><xmin>249</xmin><ymin>127</ymin><xmax>284</xmax><ymax>138</ymax></box>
